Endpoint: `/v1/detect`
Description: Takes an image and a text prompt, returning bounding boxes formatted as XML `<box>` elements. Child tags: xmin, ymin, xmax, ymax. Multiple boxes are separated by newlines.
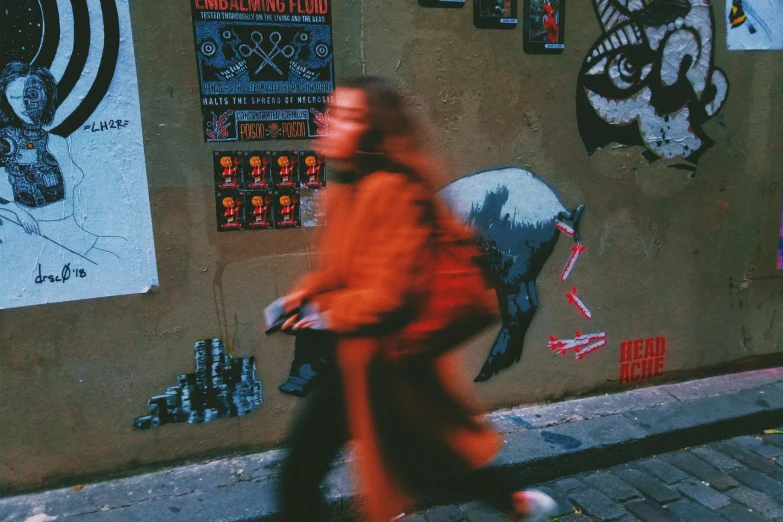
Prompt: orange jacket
<box><xmin>295</xmin><ymin>171</ymin><xmax>502</xmax><ymax>521</ymax></box>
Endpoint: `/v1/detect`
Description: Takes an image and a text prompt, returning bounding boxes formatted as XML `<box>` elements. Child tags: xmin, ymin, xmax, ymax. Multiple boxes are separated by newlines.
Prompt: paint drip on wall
<box><xmin>727</xmin><ymin>0</ymin><xmax>783</xmax><ymax>50</ymax></box>
<box><xmin>577</xmin><ymin>0</ymin><xmax>729</xmax><ymax>162</ymax></box>
<box><xmin>0</xmin><ymin>0</ymin><xmax>158</xmax><ymax>310</ymax></box>
<box><xmin>133</xmin><ymin>339</ymin><xmax>262</xmax><ymax>429</ymax></box>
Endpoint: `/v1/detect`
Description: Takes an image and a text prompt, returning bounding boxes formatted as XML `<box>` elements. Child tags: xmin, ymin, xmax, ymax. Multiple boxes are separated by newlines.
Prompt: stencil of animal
<box><xmin>439</xmin><ymin>168</ymin><xmax>585</xmax><ymax>382</ymax></box>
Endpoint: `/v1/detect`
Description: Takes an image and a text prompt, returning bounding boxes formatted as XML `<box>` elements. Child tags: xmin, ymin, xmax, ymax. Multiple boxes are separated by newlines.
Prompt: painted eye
<box><xmin>315</xmin><ymin>43</ymin><xmax>329</xmax><ymax>58</ymax></box>
<box><xmin>201</xmin><ymin>41</ymin><xmax>217</xmax><ymax>57</ymax></box>
<box><xmin>607</xmin><ymin>51</ymin><xmax>651</xmax><ymax>89</ymax></box>
<box><xmin>25</xmin><ymin>89</ymin><xmax>42</xmax><ymax>102</ymax></box>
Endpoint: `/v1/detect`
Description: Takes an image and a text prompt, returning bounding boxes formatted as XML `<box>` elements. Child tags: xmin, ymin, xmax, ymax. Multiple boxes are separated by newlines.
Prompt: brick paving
<box><xmin>405</xmin><ymin>432</ymin><xmax>783</xmax><ymax>521</ymax></box>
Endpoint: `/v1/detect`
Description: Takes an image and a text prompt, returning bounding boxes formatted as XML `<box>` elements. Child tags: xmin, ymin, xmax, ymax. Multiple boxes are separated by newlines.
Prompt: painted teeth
<box><xmin>220</xmin><ymin>61</ymin><xmax>247</xmax><ymax>80</ymax></box>
<box><xmin>291</xmin><ymin>61</ymin><xmax>314</xmax><ymax>80</ymax></box>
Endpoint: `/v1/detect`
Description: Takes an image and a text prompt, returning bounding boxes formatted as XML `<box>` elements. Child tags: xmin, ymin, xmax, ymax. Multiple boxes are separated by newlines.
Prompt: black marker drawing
<box><xmin>0</xmin><ymin>62</ymin><xmax>128</xmax><ymax>265</ymax></box>
<box><xmin>0</xmin><ymin>0</ymin><xmax>158</xmax><ymax>310</ymax></box>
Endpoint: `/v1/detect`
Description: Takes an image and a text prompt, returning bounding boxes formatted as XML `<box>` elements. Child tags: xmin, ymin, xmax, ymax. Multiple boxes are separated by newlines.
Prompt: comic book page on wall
<box><xmin>727</xmin><ymin>0</ymin><xmax>783</xmax><ymax>50</ymax></box>
<box><xmin>190</xmin><ymin>0</ymin><xmax>334</xmax><ymax>142</ymax></box>
<box><xmin>0</xmin><ymin>1</ymin><xmax>158</xmax><ymax>310</ymax></box>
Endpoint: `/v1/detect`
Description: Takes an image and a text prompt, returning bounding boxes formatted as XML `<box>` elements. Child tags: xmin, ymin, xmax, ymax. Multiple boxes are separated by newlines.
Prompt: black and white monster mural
<box><xmin>278</xmin><ymin>168</ymin><xmax>584</xmax><ymax>393</ymax></box>
<box><xmin>577</xmin><ymin>0</ymin><xmax>729</xmax><ymax>162</ymax></box>
<box><xmin>0</xmin><ymin>1</ymin><xmax>157</xmax><ymax>309</ymax></box>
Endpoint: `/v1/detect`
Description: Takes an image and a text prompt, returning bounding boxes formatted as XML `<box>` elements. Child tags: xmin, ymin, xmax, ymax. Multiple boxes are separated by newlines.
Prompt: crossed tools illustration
<box><xmin>239</xmin><ymin>31</ymin><xmax>295</xmax><ymax>75</ymax></box>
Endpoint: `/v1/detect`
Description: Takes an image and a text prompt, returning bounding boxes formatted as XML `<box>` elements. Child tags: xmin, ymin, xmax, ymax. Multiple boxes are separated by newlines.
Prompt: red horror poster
<box><xmin>191</xmin><ymin>0</ymin><xmax>334</xmax><ymax>142</ymax></box>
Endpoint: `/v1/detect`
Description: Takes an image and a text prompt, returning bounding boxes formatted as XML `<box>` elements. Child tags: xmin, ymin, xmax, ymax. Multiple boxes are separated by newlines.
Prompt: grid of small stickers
<box><xmin>214</xmin><ymin>150</ymin><xmax>326</xmax><ymax>232</ymax></box>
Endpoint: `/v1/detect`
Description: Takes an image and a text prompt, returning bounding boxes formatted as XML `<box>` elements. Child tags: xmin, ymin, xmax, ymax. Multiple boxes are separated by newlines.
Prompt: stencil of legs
<box><xmin>475</xmin><ymin>281</ymin><xmax>538</xmax><ymax>382</ymax></box>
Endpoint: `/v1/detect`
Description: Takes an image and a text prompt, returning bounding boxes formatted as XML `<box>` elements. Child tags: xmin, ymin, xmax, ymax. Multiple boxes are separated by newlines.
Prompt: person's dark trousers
<box><xmin>277</xmin><ymin>332</ymin><xmax>346</xmax><ymax>521</ymax></box>
<box><xmin>278</xmin><ymin>329</ymin><xmax>330</xmax><ymax>397</ymax></box>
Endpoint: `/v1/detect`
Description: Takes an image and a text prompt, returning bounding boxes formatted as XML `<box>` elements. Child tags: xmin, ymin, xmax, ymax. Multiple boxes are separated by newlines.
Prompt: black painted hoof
<box><xmin>474</xmin><ymin>356</ymin><xmax>515</xmax><ymax>382</ymax></box>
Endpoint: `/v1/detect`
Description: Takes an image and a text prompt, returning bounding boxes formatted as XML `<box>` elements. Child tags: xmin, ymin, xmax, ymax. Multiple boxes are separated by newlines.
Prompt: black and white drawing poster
<box><xmin>727</xmin><ymin>0</ymin><xmax>783</xmax><ymax>50</ymax></box>
<box><xmin>0</xmin><ymin>1</ymin><xmax>158</xmax><ymax>310</ymax></box>
<box><xmin>190</xmin><ymin>0</ymin><xmax>334</xmax><ymax>142</ymax></box>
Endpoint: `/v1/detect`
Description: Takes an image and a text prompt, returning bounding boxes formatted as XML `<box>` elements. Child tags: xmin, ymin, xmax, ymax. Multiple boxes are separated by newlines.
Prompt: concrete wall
<box><xmin>1</xmin><ymin>0</ymin><xmax>781</xmax><ymax>493</ymax></box>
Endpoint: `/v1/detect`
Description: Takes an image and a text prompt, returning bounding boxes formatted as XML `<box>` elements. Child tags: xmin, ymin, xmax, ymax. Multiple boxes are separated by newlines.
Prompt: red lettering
<box><xmin>631</xmin><ymin>361</ymin><xmax>642</xmax><ymax>381</ymax></box>
<box><xmin>219</xmin><ymin>0</ymin><xmax>229</xmax><ymax>9</ymax></box>
<box><xmin>619</xmin><ymin>362</ymin><xmax>631</xmax><ymax>384</ymax></box>
<box><xmin>277</xmin><ymin>0</ymin><xmax>286</xmax><ymax>11</ymax></box>
<box><xmin>620</xmin><ymin>342</ymin><xmax>632</xmax><ymax>363</ymax></box>
<box><xmin>194</xmin><ymin>0</ymin><xmax>205</xmax><ymax>8</ymax></box>
<box><xmin>655</xmin><ymin>337</ymin><xmax>667</xmax><ymax>357</ymax></box>
<box><xmin>319</xmin><ymin>0</ymin><xmax>328</xmax><ymax>13</ymax></box>
<box><xmin>653</xmin><ymin>356</ymin><xmax>665</xmax><ymax>376</ymax></box>
<box><xmin>644</xmin><ymin>338</ymin><xmax>655</xmax><ymax>359</ymax></box>
<box><xmin>642</xmin><ymin>358</ymin><xmax>655</xmax><ymax>379</ymax></box>
<box><xmin>290</xmin><ymin>0</ymin><xmax>296</xmax><ymax>12</ymax></box>
<box><xmin>633</xmin><ymin>339</ymin><xmax>643</xmax><ymax>360</ymax></box>
<box><xmin>205</xmin><ymin>0</ymin><xmax>217</xmax><ymax>8</ymax></box>
<box><xmin>230</xmin><ymin>0</ymin><xmax>240</xmax><ymax>9</ymax></box>
<box><xmin>298</xmin><ymin>0</ymin><xmax>304</xmax><ymax>13</ymax></box>
<box><xmin>248</xmin><ymin>0</ymin><xmax>259</xmax><ymax>9</ymax></box>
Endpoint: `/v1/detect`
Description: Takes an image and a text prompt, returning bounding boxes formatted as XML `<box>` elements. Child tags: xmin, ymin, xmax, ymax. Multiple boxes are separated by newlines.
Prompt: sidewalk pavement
<box><xmin>3</xmin><ymin>367</ymin><xmax>783</xmax><ymax>521</ymax></box>
<box><xmin>412</xmin><ymin>431</ymin><xmax>783</xmax><ymax>521</ymax></box>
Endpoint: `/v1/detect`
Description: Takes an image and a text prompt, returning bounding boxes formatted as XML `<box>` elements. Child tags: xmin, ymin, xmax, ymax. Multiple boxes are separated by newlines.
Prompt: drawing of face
<box><xmin>220</xmin><ymin>156</ymin><xmax>233</xmax><ymax>168</ymax></box>
<box><xmin>222</xmin><ymin>197</ymin><xmax>235</xmax><ymax>209</ymax></box>
<box><xmin>305</xmin><ymin>156</ymin><xmax>316</xmax><ymax>167</ymax></box>
<box><xmin>289</xmin><ymin>26</ymin><xmax>333</xmax><ymax>82</ymax></box>
<box><xmin>279</xmin><ymin>195</ymin><xmax>291</xmax><ymax>206</ymax></box>
<box><xmin>252</xmin><ymin>196</ymin><xmax>264</xmax><ymax>207</ymax></box>
<box><xmin>6</xmin><ymin>77</ymin><xmax>33</xmax><ymax>125</ymax></box>
<box><xmin>194</xmin><ymin>23</ymin><xmax>248</xmax><ymax>82</ymax></box>
<box><xmin>278</xmin><ymin>156</ymin><xmax>290</xmax><ymax>168</ymax></box>
<box><xmin>577</xmin><ymin>0</ymin><xmax>729</xmax><ymax>161</ymax></box>
<box><xmin>249</xmin><ymin>156</ymin><xmax>262</xmax><ymax>168</ymax></box>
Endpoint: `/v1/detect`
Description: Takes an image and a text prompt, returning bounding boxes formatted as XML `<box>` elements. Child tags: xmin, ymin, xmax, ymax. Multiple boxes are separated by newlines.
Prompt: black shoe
<box><xmin>278</xmin><ymin>363</ymin><xmax>321</xmax><ymax>397</ymax></box>
<box><xmin>278</xmin><ymin>376</ymin><xmax>313</xmax><ymax>397</ymax></box>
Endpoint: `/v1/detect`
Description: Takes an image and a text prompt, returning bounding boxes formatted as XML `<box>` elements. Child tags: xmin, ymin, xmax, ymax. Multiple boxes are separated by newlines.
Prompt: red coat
<box><xmin>295</xmin><ymin>171</ymin><xmax>502</xmax><ymax>521</ymax></box>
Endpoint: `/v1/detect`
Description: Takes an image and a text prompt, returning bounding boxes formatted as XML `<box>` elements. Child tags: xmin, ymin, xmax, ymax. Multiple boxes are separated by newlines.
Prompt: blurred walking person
<box><xmin>275</xmin><ymin>77</ymin><xmax>557</xmax><ymax>522</ymax></box>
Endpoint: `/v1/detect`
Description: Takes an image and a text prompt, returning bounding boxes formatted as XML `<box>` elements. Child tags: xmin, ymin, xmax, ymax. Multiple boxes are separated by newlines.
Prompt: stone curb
<box><xmin>3</xmin><ymin>368</ymin><xmax>783</xmax><ymax>521</ymax></box>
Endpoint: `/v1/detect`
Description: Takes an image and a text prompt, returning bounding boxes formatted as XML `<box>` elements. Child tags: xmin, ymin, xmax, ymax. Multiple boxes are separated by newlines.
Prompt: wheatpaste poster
<box><xmin>0</xmin><ymin>0</ymin><xmax>158</xmax><ymax>310</ymax></box>
<box><xmin>190</xmin><ymin>0</ymin><xmax>334</xmax><ymax>142</ymax></box>
<box><xmin>727</xmin><ymin>0</ymin><xmax>783</xmax><ymax>50</ymax></box>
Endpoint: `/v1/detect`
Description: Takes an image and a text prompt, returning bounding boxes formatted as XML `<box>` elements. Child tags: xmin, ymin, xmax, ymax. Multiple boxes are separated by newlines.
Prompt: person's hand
<box><xmin>281</xmin><ymin>290</ymin><xmax>307</xmax><ymax>313</ymax></box>
<box><xmin>17</xmin><ymin>210</ymin><xmax>40</xmax><ymax>235</ymax></box>
<box><xmin>282</xmin><ymin>308</ymin><xmax>330</xmax><ymax>332</ymax></box>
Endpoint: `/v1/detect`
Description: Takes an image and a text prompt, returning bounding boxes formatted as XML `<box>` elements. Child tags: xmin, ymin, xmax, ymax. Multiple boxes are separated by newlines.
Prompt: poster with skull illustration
<box><xmin>0</xmin><ymin>0</ymin><xmax>158</xmax><ymax>310</ymax></box>
<box><xmin>190</xmin><ymin>1</ymin><xmax>334</xmax><ymax>142</ymax></box>
<box><xmin>576</xmin><ymin>0</ymin><xmax>729</xmax><ymax>163</ymax></box>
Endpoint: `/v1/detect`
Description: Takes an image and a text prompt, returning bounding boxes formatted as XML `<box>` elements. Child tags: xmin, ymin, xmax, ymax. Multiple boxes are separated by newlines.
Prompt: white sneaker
<box><xmin>513</xmin><ymin>489</ymin><xmax>558</xmax><ymax>522</ymax></box>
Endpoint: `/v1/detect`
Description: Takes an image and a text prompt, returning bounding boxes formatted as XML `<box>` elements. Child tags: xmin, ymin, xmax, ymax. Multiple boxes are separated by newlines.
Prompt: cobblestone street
<box><xmin>407</xmin><ymin>432</ymin><xmax>783</xmax><ymax>521</ymax></box>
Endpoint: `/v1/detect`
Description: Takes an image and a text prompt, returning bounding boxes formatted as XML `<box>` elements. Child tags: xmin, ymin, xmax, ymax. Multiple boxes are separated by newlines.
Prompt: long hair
<box><xmin>339</xmin><ymin>77</ymin><xmax>444</xmax><ymax>191</ymax></box>
<box><xmin>0</xmin><ymin>62</ymin><xmax>59</xmax><ymax>127</ymax></box>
